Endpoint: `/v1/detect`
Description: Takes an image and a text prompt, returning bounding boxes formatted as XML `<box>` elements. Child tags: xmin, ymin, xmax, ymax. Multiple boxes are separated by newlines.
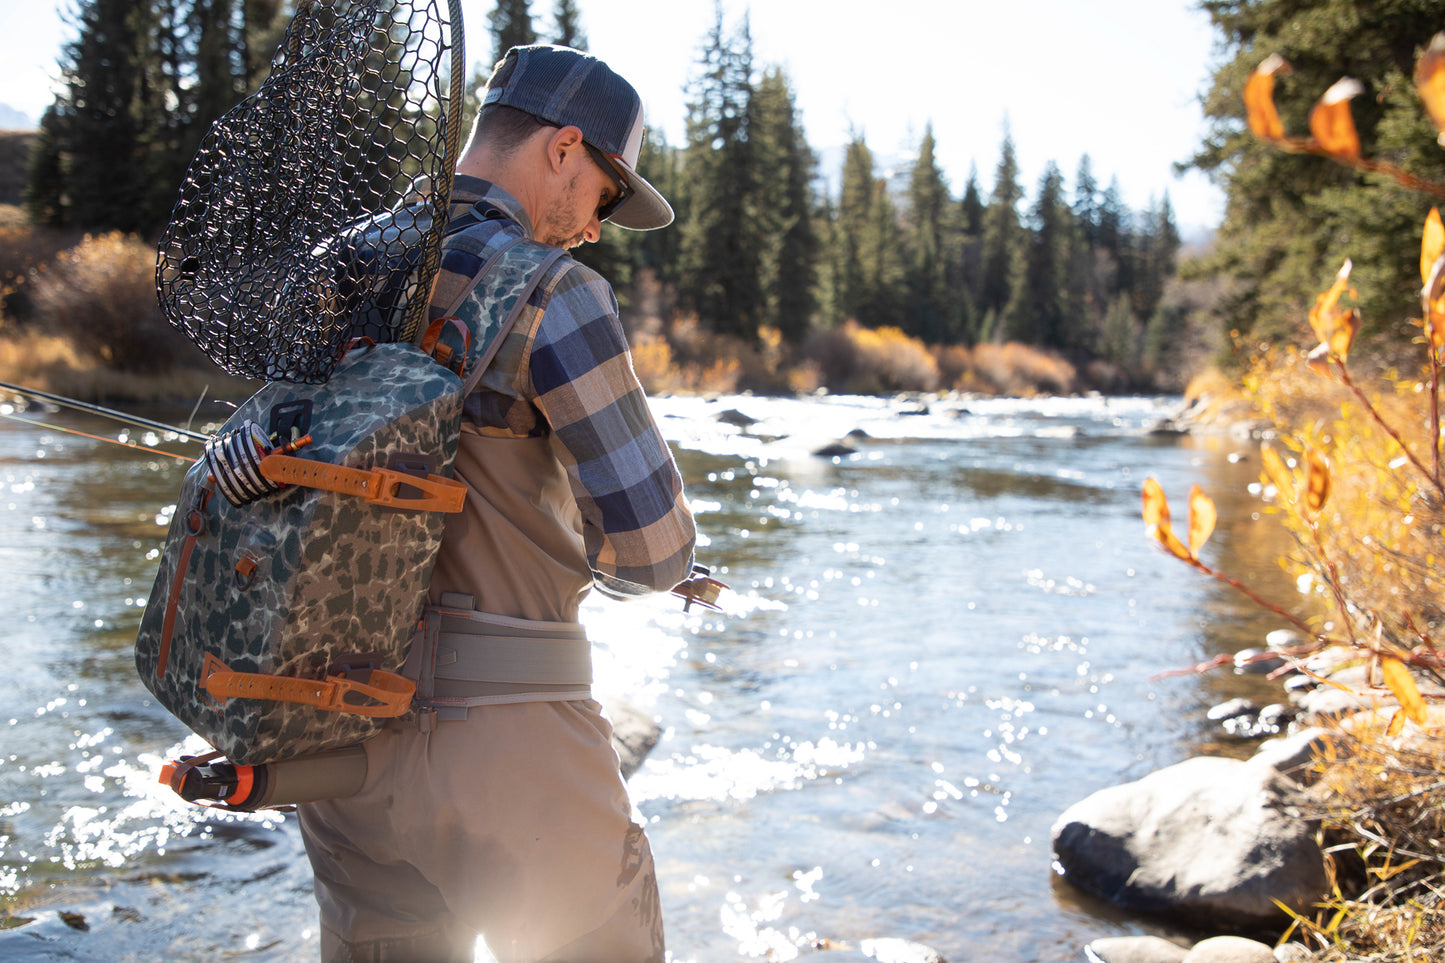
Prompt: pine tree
<box><xmin>490</xmin><ymin>0</ymin><xmax>537</xmax><ymax>63</ymax></box>
<box><xmin>954</xmin><ymin>165</ymin><xmax>985</xmax><ymax>342</ymax></box>
<box><xmin>677</xmin><ymin>3</ymin><xmax>762</xmax><ymax>342</ymax></box>
<box><xmin>29</xmin><ymin>0</ymin><xmax>288</xmax><ymax>232</ymax></box>
<box><xmin>550</xmin><ymin>0</ymin><xmax>587</xmax><ymax>49</ymax></box>
<box><xmin>1192</xmin><ymin>0</ymin><xmax>1445</xmax><ymax>357</ymax></box>
<box><xmin>859</xmin><ymin>176</ymin><xmax>905</xmax><ymax>330</ymax></box>
<box><xmin>40</xmin><ymin>0</ymin><xmax>165</xmax><ymax>231</ymax></box>
<box><xmin>1134</xmin><ymin>192</ymin><xmax>1180</xmax><ymax>323</ymax></box>
<box><xmin>904</xmin><ymin>124</ymin><xmax>952</xmax><ymax>342</ymax></box>
<box><xmin>24</xmin><ymin>107</ymin><xmax>67</xmax><ymax>227</ymax></box>
<box><xmin>1102</xmin><ymin>293</ymin><xmax>1138</xmax><ymax>367</ymax></box>
<box><xmin>1096</xmin><ymin>176</ymin><xmax>1131</xmax><ymax>297</ymax></box>
<box><xmin>1003</xmin><ymin>162</ymin><xmax>1070</xmax><ymax>349</ymax></box>
<box><xmin>750</xmin><ymin>67</ymin><xmax>819</xmax><ymax>343</ymax></box>
<box><xmin>632</xmin><ymin>128</ymin><xmax>683</xmax><ymax>279</ymax></box>
<box><xmin>835</xmin><ymin>133</ymin><xmax>876</xmax><ymax>325</ymax></box>
<box><xmin>977</xmin><ymin>128</ymin><xmax>1023</xmax><ymax>338</ymax></box>
<box><xmin>1072</xmin><ymin>154</ymin><xmax>1100</xmax><ymax>247</ymax></box>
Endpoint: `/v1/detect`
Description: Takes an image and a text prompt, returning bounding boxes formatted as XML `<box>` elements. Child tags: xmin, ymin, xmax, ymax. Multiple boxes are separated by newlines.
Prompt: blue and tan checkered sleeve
<box><xmin>527</xmin><ymin>263</ymin><xmax>696</xmax><ymax>598</ymax></box>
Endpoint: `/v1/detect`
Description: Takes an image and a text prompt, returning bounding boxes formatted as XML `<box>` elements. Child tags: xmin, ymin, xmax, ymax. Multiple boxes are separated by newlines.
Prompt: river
<box><xmin>0</xmin><ymin>391</ymin><xmax>1299</xmax><ymax>961</ymax></box>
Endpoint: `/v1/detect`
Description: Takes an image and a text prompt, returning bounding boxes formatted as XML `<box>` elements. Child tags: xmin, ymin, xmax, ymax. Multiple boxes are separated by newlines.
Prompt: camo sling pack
<box><xmin>136</xmin><ymin>229</ymin><xmax>566</xmax><ymax>766</ymax></box>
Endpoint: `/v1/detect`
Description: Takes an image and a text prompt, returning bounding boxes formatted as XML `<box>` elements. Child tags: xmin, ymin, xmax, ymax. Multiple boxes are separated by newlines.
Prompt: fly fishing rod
<box><xmin>0</xmin><ymin>379</ymin><xmax>212</xmax><ymax>444</ymax></box>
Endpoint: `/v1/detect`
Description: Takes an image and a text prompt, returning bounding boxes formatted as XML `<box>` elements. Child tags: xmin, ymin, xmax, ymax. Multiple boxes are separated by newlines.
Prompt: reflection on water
<box><xmin>0</xmin><ymin>394</ymin><xmax>1305</xmax><ymax>961</ymax></box>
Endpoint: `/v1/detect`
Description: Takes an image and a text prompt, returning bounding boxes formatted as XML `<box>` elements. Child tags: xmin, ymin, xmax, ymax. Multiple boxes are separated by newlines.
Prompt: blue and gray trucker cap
<box><xmin>482</xmin><ymin>44</ymin><xmax>674</xmax><ymax>231</ymax></box>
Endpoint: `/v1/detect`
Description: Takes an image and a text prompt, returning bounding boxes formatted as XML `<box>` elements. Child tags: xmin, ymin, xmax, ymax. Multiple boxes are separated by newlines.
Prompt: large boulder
<box><xmin>1051</xmin><ymin>755</ymin><xmax>1327</xmax><ymax>929</ymax></box>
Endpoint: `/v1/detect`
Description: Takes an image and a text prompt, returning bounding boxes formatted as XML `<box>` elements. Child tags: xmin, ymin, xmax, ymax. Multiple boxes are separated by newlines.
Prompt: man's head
<box><xmin>461</xmin><ymin>45</ymin><xmax>673</xmax><ymax>243</ymax></box>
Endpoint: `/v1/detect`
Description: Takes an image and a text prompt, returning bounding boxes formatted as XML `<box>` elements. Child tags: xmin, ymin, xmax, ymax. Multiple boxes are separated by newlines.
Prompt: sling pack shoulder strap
<box><xmin>418</xmin><ymin>208</ymin><xmax>568</xmax><ymax>394</ymax></box>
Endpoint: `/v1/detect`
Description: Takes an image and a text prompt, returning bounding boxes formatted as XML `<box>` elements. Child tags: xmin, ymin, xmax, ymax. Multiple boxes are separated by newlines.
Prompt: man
<box><xmin>298</xmin><ymin>45</ymin><xmax>697</xmax><ymax>962</ymax></box>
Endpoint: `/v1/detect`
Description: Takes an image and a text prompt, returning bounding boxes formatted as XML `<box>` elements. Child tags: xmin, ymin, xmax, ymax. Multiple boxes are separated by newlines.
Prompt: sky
<box><xmin>0</xmin><ymin>0</ymin><xmax>1228</xmax><ymax>234</ymax></box>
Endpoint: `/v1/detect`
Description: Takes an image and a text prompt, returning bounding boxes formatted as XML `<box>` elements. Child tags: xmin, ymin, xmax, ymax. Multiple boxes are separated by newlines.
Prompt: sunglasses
<box><xmin>583</xmin><ymin>141</ymin><xmax>632</xmax><ymax>222</ymax></box>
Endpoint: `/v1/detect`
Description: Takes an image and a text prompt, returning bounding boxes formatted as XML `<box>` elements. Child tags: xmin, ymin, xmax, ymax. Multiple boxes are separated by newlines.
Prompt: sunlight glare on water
<box><xmin>0</xmin><ymin>393</ymin><xmax>1306</xmax><ymax>961</ymax></box>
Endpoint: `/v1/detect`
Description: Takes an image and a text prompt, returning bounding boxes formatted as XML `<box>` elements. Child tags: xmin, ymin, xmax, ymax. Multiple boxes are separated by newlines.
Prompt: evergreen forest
<box><xmin>18</xmin><ymin>0</ymin><xmax>1445</xmax><ymax>392</ymax></box>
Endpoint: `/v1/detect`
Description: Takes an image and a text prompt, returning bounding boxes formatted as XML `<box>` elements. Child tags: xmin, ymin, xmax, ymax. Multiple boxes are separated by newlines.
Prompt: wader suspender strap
<box><xmin>415</xmin><ymin>234</ymin><xmax>567</xmax><ymax>727</ymax></box>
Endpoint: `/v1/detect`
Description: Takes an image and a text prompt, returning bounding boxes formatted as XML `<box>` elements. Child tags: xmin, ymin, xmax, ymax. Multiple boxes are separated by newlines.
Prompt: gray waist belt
<box><xmin>405</xmin><ymin>594</ymin><xmax>592</xmax><ymax>726</ymax></box>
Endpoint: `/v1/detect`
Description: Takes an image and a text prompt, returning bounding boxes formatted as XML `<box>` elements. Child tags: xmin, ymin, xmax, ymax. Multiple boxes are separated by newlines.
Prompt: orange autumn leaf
<box><xmin>1305</xmin><ymin>342</ymin><xmax>1336</xmax><ymax>380</ymax></box>
<box><xmin>1309</xmin><ymin>78</ymin><xmax>1364</xmax><ymax>159</ymax></box>
<box><xmin>1428</xmin><ymin>298</ymin><xmax>1445</xmax><ymax>351</ymax></box>
<box><xmin>1423</xmin><ymin>210</ymin><xmax>1445</xmax><ymax>350</ymax></box>
<box><xmin>1308</xmin><ymin>260</ymin><xmax>1358</xmax><ymax>362</ymax></box>
<box><xmin>1142</xmin><ymin>478</ymin><xmax>1190</xmax><ymax>561</ymax></box>
<box><xmin>1381</xmin><ymin>656</ymin><xmax>1428</xmax><ymax>725</ymax></box>
<box><xmin>1329</xmin><ymin>308</ymin><xmax>1361</xmax><ymax>361</ymax></box>
<box><xmin>1420</xmin><ymin>208</ymin><xmax>1444</xmax><ymax>284</ymax></box>
<box><xmin>1188</xmin><ymin>485</ymin><xmax>1216</xmax><ymax>559</ymax></box>
<box><xmin>1304</xmin><ymin>449</ymin><xmax>1331</xmax><ymax>515</ymax></box>
<box><xmin>1415</xmin><ymin>33</ymin><xmax>1445</xmax><ymax>143</ymax></box>
<box><xmin>1245</xmin><ymin>54</ymin><xmax>1289</xmax><ymax>140</ymax></box>
<box><xmin>1261</xmin><ymin>445</ymin><xmax>1295</xmax><ymax>503</ymax></box>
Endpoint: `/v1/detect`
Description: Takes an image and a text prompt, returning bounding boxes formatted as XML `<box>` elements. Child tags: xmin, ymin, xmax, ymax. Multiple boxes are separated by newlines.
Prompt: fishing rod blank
<box><xmin>0</xmin><ymin>380</ymin><xmax>212</xmax><ymax>443</ymax></box>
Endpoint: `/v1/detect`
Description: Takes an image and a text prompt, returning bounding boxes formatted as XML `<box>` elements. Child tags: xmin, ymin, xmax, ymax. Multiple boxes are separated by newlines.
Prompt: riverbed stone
<box><xmin>1085</xmin><ymin>935</ymin><xmax>1188</xmax><ymax>962</ymax></box>
<box><xmin>1207</xmin><ymin>698</ymin><xmax>1257</xmax><ymax>722</ymax></box>
<box><xmin>602</xmin><ymin>695</ymin><xmax>660</xmax><ymax>780</ymax></box>
<box><xmin>1250</xmin><ymin>728</ymin><xmax>1329</xmax><ymax>782</ymax></box>
<box><xmin>1050</xmin><ymin>755</ymin><xmax>1327</xmax><ymax>928</ymax></box>
<box><xmin>1265</xmin><ymin>629</ymin><xmax>1308</xmax><ymax>652</ymax></box>
<box><xmin>716</xmin><ymin>408</ymin><xmax>758</xmax><ymax>427</ymax></box>
<box><xmin>1181</xmin><ymin>936</ymin><xmax>1276</xmax><ymax>962</ymax></box>
<box><xmin>1233</xmin><ymin>648</ymin><xmax>1286</xmax><ymax>674</ymax></box>
<box><xmin>1290</xmin><ymin>677</ymin><xmax>1382</xmax><ymax>723</ymax></box>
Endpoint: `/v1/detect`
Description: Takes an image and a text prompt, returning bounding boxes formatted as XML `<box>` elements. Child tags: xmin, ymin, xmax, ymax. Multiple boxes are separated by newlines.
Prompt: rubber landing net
<box><xmin>156</xmin><ymin>0</ymin><xmax>465</xmax><ymax>384</ymax></box>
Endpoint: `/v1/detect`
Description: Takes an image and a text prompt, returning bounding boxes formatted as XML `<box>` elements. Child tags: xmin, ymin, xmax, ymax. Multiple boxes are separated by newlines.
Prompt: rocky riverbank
<box><xmin>1051</xmin><ymin>627</ymin><xmax>1444</xmax><ymax>963</ymax></box>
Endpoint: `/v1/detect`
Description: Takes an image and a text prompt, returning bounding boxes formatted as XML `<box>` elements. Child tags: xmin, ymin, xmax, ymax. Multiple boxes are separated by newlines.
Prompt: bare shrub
<box><xmin>628</xmin><ymin>332</ymin><xmax>674</xmax><ymax>394</ymax></box>
<box><xmin>968</xmin><ymin>342</ymin><xmax>1078</xmax><ymax>395</ymax></box>
<box><xmin>0</xmin><ymin>221</ymin><xmax>84</xmax><ymax>327</ymax></box>
<box><xmin>802</xmin><ymin>321</ymin><xmax>939</xmax><ymax>394</ymax></box>
<box><xmin>28</xmin><ymin>232</ymin><xmax>177</xmax><ymax>373</ymax></box>
<box><xmin>932</xmin><ymin>343</ymin><xmax>973</xmax><ymax>389</ymax></box>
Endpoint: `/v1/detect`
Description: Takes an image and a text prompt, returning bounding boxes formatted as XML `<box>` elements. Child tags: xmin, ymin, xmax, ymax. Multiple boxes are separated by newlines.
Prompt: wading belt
<box><xmin>404</xmin><ymin>592</ymin><xmax>592</xmax><ymax>729</ymax></box>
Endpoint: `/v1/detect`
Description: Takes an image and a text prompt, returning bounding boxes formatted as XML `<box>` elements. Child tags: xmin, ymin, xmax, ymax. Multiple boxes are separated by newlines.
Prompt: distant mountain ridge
<box><xmin>0</xmin><ymin>104</ymin><xmax>36</xmax><ymax>132</ymax></box>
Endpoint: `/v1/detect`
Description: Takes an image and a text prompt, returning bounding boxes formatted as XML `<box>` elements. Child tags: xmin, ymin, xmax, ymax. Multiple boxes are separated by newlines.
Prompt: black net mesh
<box><xmin>156</xmin><ymin>0</ymin><xmax>465</xmax><ymax>384</ymax></box>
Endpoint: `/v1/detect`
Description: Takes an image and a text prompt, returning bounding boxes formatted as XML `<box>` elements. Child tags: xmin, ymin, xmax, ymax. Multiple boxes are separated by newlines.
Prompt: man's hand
<box><xmin>670</xmin><ymin>565</ymin><xmax>729</xmax><ymax>612</ymax></box>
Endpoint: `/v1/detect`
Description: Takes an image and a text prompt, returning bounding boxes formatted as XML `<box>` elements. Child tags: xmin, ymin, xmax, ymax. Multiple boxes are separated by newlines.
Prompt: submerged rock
<box><xmin>1051</xmin><ymin>755</ymin><xmax>1327</xmax><ymax>929</ymax></box>
<box><xmin>812</xmin><ymin>442</ymin><xmax>858</xmax><ymax>458</ymax></box>
<box><xmin>715</xmin><ymin>408</ymin><xmax>759</xmax><ymax>428</ymax></box>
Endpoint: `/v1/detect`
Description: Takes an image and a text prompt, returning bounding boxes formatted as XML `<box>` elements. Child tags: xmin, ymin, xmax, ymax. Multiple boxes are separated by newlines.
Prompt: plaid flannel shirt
<box><xmin>434</xmin><ymin>176</ymin><xmax>695</xmax><ymax>598</ymax></box>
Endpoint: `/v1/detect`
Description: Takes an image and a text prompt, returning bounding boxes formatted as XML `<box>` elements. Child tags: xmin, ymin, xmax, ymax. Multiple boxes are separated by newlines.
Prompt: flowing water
<box><xmin>0</xmin><ymin>392</ymin><xmax>1301</xmax><ymax>962</ymax></box>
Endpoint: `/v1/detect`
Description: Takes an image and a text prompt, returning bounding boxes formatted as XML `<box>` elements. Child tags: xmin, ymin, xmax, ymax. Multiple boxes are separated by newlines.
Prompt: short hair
<box><xmin>466</xmin><ymin>104</ymin><xmax>551</xmax><ymax>158</ymax></box>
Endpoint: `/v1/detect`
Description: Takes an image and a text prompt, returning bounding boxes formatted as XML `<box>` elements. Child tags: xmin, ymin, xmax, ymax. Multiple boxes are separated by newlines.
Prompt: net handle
<box><xmin>398</xmin><ymin>0</ymin><xmax>466</xmax><ymax>343</ymax></box>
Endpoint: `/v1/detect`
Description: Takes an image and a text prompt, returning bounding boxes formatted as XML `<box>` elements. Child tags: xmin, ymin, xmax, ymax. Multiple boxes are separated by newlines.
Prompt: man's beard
<box><xmin>538</xmin><ymin>173</ymin><xmax>590</xmax><ymax>249</ymax></box>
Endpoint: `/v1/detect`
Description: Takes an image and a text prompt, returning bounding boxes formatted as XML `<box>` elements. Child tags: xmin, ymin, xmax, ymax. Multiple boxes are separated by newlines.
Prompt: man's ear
<box><xmin>545</xmin><ymin>125</ymin><xmax>586</xmax><ymax>173</ymax></box>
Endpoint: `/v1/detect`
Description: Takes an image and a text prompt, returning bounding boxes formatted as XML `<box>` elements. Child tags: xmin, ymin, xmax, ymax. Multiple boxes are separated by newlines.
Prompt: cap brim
<box><xmin>607</xmin><ymin>161</ymin><xmax>673</xmax><ymax>231</ymax></box>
